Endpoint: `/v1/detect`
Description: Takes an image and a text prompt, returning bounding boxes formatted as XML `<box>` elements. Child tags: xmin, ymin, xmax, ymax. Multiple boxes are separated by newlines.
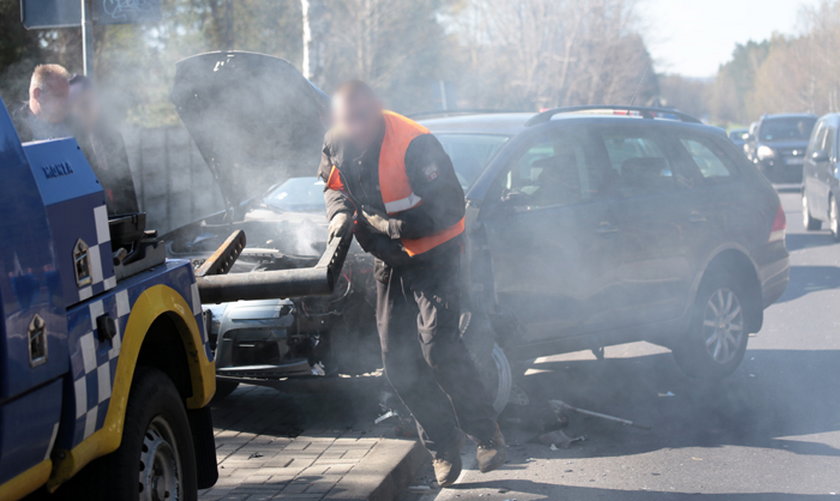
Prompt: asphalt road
<box><xmin>415</xmin><ymin>190</ymin><xmax>840</xmax><ymax>500</ymax></box>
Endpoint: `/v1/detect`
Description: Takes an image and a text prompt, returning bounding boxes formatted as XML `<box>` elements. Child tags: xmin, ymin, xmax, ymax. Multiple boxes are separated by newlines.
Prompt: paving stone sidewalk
<box><xmin>200</xmin><ymin>382</ymin><xmax>425</xmax><ymax>501</ymax></box>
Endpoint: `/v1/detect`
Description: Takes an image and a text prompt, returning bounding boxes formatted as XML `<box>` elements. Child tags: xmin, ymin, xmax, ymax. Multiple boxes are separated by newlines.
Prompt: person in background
<box><xmin>12</xmin><ymin>64</ymin><xmax>73</xmax><ymax>142</ymax></box>
<box><xmin>69</xmin><ymin>74</ymin><xmax>139</xmax><ymax>215</ymax></box>
<box><xmin>319</xmin><ymin>81</ymin><xmax>506</xmax><ymax>487</ymax></box>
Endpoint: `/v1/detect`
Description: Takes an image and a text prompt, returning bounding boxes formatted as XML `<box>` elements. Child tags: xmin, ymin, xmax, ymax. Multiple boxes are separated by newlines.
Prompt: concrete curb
<box><xmin>327</xmin><ymin>439</ymin><xmax>428</xmax><ymax>501</ymax></box>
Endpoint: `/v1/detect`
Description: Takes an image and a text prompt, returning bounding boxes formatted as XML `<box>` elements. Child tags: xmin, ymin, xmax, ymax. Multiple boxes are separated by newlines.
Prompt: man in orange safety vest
<box><xmin>318</xmin><ymin>81</ymin><xmax>506</xmax><ymax>486</ymax></box>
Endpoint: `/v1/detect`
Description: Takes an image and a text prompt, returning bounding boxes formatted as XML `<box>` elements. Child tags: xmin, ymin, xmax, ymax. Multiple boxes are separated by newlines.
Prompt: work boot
<box><xmin>432</xmin><ymin>445</ymin><xmax>463</xmax><ymax>487</ymax></box>
<box><xmin>476</xmin><ymin>426</ymin><xmax>507</xmax><ymax>473</ymax></box>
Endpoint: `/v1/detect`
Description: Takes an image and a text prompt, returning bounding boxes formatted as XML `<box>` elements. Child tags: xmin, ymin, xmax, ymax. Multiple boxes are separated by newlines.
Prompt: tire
<box><xmin>461</xmin><ymin>312</ymin><xmax>513</xmax><ymax>414</ymax></box>
<box><xmin>212</xmin><ymin>379</ymin><xmax>239</xmax><ymax>403</ymax></box>
<box><xmin>485</xmin><ymin>342</ymin><xmax>513</xmax><ymax>414</ymax></box>
<box><xmin>830</xmin><ymin>196</ymin><xmax>840</xmax><ymax>241</ymax></box>
<box><xmin>468</xmin><ymin>341</ymin><xmax>512</xmax><ymax>414</ymax></box>
<box><xmin>672</xmin><ymin>273</ymin><xmax>750</xmax><ymax>379</ymax></box>
<box><xmin>802</xmin><ymin>192</ymin><xmax>822</xmax><ymax>231</ymax></box>
<box><xmin>80</xmin><ymin>367</ymin><xmax>198</xmax><ymax>501</ymax></box>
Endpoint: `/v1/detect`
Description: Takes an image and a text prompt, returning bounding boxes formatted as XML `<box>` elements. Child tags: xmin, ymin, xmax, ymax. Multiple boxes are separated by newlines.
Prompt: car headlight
<box><xmin>757</xmin><ymin>145</ymin><xmax>776</xmax><ymax>161</ymax></box>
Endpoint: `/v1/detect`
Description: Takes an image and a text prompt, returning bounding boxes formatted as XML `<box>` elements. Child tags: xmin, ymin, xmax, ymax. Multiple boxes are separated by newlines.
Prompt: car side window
<box><xmin>679</xmin><ymin>137</ymin><xmax>734</xmax><ymax>180</ymax></box>
<box><xmin>807</xmin><ymin>122</ymin><xmax>825</xmax><ymax>155</ymax></box>
<box><xmin>598</xmin><ymin>131</ymin><xmax>674</xmax><ymax>194</ymax></box>
<box><xmin>824</xmin><ymin>127</ymin><xmax>836</xmax><ymax>158</ymax></box>
<box><xmin>499</xmin><ymin>133</ymin><xmax>590</xmax><ymax>208</ymax></box>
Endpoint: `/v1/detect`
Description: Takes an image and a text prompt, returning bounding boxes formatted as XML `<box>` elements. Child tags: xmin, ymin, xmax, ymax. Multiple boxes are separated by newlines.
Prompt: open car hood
<box><xmin>171</xmin><ymin>51</ymin><xmax>328</xmax><ymax>210</ymax></box>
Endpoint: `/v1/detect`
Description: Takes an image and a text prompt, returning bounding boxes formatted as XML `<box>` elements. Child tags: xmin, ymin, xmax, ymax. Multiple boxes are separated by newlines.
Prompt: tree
<box><xmin>709</xmin><ymin>40</ymin><xmax>770</xmax><ymax>123</ymax></box>
<box><xmin>448</xmin><ymin>0</ymin><xmax>657</xmax><ymax>110</ymax></box>
<box><xmin>658</xmin><ymin>74</ymin><xmax>711</xmax><ymax>121</ymax></box>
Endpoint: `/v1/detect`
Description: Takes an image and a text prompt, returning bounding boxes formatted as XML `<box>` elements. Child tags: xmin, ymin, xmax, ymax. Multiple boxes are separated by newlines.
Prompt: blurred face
<box><xmin>33</xmin><ymin>77</ymin><xmax>70</xmax><ymax>124</ymax></box>
<box><xmin>331</xmin><ymin>90</ymin><xmax>383</xmax><ymax>151</ymax></box>
<box><xmin>69</xmin><ymin>85</ymin><xmax>101</xmax><ymax>132</ymax></box>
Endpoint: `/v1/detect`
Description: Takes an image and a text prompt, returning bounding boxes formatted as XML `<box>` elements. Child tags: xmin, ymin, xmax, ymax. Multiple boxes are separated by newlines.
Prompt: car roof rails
<box><xmin>409</xmin><ymin>109</ymin><xmax>526</xmax><ymax>120</ymax></box>
<box><xmin>525</xmin><ymin>105</ymin><xmax>703</xmax><ymax>127</ymax></box>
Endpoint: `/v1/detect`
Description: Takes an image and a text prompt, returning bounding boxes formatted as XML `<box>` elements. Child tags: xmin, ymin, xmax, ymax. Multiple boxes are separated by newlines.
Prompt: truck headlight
<box><xmin>757</xmin><ymin>145</ymin><xmax>776</xmax><ymax>161</ymax></box>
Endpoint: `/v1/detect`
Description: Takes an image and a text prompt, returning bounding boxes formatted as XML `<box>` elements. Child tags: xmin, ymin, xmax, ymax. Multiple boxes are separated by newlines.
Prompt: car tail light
<box><xmin>770</xmin><ymin>205</ymin><xmax>786</xmax><ymax>242</ymax></box>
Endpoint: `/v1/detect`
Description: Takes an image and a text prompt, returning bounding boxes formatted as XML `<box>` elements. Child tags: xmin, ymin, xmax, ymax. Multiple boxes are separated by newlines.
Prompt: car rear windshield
<box><xmin>436</xmin><ymin>134</ymin><xmax>510</xmax><ymax>188</ymax></box>
<box><xmin>263</xmin><ymin>177</ymin><xmax>326</xmax><ymax>212</ymax></box>
<box><xmin>759</xmin><ymin>117</ymin><xmax>816</xmax><ymax>142</ymax></box>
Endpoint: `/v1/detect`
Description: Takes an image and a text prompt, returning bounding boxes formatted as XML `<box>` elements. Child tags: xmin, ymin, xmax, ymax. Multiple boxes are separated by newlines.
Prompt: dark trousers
<box><xmin>376</xmin><ymin>254</ymin><xmax>497</xmax><ymax>457</ymax></box>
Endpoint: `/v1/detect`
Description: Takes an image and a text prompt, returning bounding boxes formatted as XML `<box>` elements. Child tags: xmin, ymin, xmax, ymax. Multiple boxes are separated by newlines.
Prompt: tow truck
<box><xmin>0</xmin><ymin>98</ymin><xmax>350</xmax><ymax>500</ymax></box>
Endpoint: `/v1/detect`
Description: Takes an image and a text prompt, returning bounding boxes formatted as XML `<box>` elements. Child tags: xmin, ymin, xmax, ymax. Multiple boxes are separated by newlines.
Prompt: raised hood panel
<box><xmin>171</xmin><ymin>51</ymin><xmax>328</xmax><ymax>209</ymax></box>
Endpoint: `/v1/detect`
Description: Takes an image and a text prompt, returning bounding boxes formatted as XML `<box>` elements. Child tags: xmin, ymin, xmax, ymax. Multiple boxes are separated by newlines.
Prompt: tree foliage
<box><xmin>707</xmin><ymin>0</ymin><xmax>840</xmax><ymax>125</ymax></box>
<box><xmin>0</xmin><ymin>0</ymin><xmax>659</xmax><ymax>124</ymax></box>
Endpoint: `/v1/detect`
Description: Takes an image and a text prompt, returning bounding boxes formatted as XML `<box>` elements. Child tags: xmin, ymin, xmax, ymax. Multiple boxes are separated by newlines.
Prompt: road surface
<box><xmin>414</xmin><ymin>190</ymin><xmax>840</xmax><ymax>500</ymax></box>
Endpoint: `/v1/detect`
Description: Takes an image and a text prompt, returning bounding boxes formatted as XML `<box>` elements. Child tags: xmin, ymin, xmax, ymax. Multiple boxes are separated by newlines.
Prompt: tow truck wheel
<box><xmin>83</xmin><ymin>367</ymin><xmax>198</xmax><ymax>501</ymax></box>
<box><xmin>672</xmin><ymin>272</ymin><xmax>749</xmax><ymax>380</ymax></box>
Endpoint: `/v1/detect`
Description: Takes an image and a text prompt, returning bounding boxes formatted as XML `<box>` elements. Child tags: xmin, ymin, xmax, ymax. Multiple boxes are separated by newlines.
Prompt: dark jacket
<box><xmin>11</xmin><ymin>102</ymin><xmax>73</xmax><ymax>142</ymax></box>
<box><xmin>318</xmin><ymin>120</ymin><xmax>465</xmax><ymax>274</ymax></box>
<box><xmin>74</xmin><ymin>122</ymin><xmax>139</xmax><ymax>215</ymax></box>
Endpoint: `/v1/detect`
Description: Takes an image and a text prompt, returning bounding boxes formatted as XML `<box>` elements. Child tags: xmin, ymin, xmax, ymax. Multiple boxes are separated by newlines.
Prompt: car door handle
<box><xmin>595</xmin><ymin>222</ymin><xmax>619</xmax><ymax>235</ymax></box>
<box><xmin>689</xmin><ymin>211</ymin><xmax>708</xmax><ymax>223</ymax></box>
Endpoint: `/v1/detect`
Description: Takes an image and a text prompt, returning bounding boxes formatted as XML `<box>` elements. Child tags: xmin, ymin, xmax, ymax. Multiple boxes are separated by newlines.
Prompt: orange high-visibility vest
<box><xmin>326</xmin><ymin>110</ymin><xmax>465</xmax><ymax>257</ymax></box>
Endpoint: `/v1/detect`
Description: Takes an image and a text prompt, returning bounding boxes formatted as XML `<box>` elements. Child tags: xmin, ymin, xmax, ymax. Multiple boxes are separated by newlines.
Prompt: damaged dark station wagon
<box><xmin>425</xmin><ymin>106</ymin><xmax>789</xmax><ymax>381</ymax></box>
<box><xmin>164</xmin><ymin>51</ymin><xmax>788</xmax><ymax>411</ymax></box>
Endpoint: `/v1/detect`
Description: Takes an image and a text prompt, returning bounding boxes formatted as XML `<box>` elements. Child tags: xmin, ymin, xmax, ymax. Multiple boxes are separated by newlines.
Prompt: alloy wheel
<box><xmin>139</xmin><ymin>416</ymin><xmax>183</xmax><ymax>501</ymax></box>
<box><xmin>702</xmin><ymin>288</ymin><xmax>745</xmax><ymax>365</ymax></box>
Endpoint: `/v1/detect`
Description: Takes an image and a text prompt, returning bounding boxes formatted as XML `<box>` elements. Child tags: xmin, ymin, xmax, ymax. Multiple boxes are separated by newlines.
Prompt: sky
<box><xmin>643</xmin><ymin>0</ymin><xmax>822</xmax><ymax>78</ymax></box>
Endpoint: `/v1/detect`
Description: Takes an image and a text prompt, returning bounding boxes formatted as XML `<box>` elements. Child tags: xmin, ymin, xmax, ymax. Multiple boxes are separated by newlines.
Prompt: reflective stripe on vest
<box><xmin>378</xmin><ymin>110</ymin><xmax>465</xmax><ymax>257</ymax></box>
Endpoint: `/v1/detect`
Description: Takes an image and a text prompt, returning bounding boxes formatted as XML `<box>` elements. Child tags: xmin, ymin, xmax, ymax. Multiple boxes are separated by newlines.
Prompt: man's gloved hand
<box><xmin>327</xmin><ymin>212</ymin><xmax>352</xmax><ymax>242</ymax></box>
<box><xmin>360</xmin><ymin>205</ymin><xmax>395</xmax><ymax>237</ymax></box>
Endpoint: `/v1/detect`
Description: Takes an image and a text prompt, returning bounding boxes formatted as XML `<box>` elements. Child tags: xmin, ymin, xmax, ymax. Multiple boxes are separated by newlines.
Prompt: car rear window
<box><xmin>759</xmin><ymin>117</ymin><xmax>816</xmax><ymax>142</ymax></box>
<box><xmin>679</xmin><ymin>137</ymin><xmax>734</xmax><ymax>180</ymax></box>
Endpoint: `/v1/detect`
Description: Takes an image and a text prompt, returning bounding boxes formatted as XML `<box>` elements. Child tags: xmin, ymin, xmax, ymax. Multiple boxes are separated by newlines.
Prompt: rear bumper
<box><xmin>759</xmin><ymin>252</ymin><xmax>790</xmax><ymax>307</ymax></box>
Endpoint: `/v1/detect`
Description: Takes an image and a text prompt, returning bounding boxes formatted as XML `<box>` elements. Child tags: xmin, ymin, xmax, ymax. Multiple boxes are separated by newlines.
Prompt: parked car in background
<box><xmin>729</xmin><ymin>128</ymin><xmax>748</xmax><ymax>149</ymax></box>
<box><xmin>802</xmin><ymin>113</ymin><xmax>840</xmax><ymax>238</ymax></box>
<box><xmin>744</xmin><ymin>114</ymin><xmax>817</xmax><ymax>183</ymax></box>
<box><xmin>422</xmin><ymin>106</ymin><xmax>789</xmax><ymax>380</ymax></box>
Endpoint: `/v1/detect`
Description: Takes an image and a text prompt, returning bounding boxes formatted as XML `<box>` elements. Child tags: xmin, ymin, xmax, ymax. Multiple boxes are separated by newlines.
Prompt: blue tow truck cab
<box><xmin>0</xmin><ymin>99</ymin><xmax>218</xmax><ymax>499</ymax></box>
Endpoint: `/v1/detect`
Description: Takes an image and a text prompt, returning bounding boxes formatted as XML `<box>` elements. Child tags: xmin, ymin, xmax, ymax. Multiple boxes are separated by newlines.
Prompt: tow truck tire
<box><xmin>672</xmin><ymin>272</ymin><xmax>749</xmax><ymax>380</ymax></box>
<box><xmin>84</xmin><ymin>367</ymin><xmax>198</xmax><ymax>501</ymax></box>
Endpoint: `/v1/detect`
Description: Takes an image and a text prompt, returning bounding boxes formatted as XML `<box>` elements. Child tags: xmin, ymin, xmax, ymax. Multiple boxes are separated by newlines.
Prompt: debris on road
<box><xmin>548</xmin><ymin>399</ymin><xmax>652</xmax><ymax>430</ymax></box>
<box><xmin>374</xmin><ymin>409</ymin><xmax>398</xmax><ymax>424</ymax></box>
<box><xmin>657</xmin><ymin>391</ymin><xmax>676</xmax><ymax>398</ymax></box>
<box><xmin>538</xmin><ymin>430</ymin><xmax>585</xmax><ymax>449</ymax></box>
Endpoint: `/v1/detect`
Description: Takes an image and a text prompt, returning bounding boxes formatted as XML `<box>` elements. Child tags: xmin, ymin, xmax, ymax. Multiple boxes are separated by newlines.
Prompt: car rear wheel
<box><xmin>673</xmin><ymin>273</ymin><xmax>750</xmax><ymax>379</ymax></box>
<box><xmin>802</xmin><ymin>192</ymin><xmax>822</xmax><ymax>231</ymax></box>
<box><xmin>830</xmin><ymin>196</ymin><xmax>840</xmax><ymax>241</ymax></box>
